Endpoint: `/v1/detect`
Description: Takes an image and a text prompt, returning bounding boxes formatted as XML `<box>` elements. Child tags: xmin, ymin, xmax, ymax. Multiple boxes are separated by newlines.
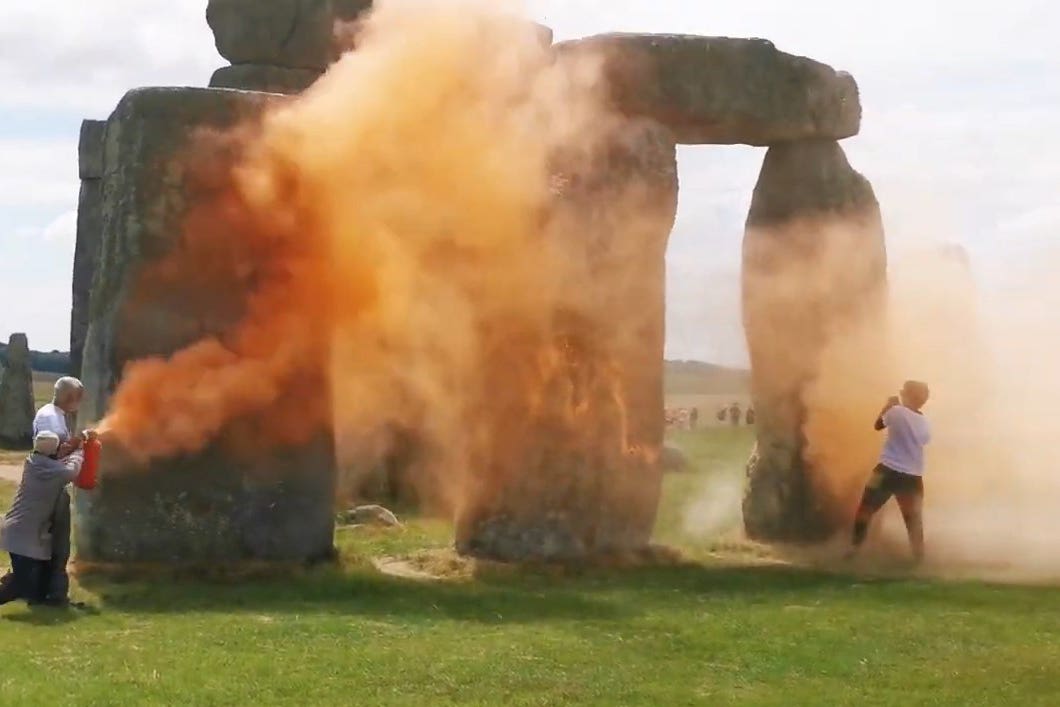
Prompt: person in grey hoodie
<box><xmin>0</xmin><ymin>378</ymin><xmax>92</xmax><ymax>605</ymax></box>
<box><xmin>0</xmin><ymin>431</ymin><xmax>83</xmax><ymax>606</ymax></box>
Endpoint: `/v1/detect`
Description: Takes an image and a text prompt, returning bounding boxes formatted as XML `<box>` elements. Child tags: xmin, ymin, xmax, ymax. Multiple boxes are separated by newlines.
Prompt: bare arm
<box><xmin>875</xmin><ymin>396</ymin><xmax>900</xmax><ymax>431</ymax></box>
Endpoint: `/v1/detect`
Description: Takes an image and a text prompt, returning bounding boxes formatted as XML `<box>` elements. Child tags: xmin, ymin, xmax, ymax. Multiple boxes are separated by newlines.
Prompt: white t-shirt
<box><xmin>33</xmin><ymin>403</ymin><xmax>71</xmax><ymax>442</ymax></box>
<box><xmin>879</xmin><ymin>405</ymin><xmax>931</xmax><ymax>476</ymax></box>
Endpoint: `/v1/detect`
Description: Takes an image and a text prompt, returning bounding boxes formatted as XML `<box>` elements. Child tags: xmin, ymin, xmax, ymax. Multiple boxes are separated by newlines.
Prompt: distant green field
<box><xmin>3</xmin><ymin>428</ymin><xmax>1058</xmax><ymax>705</ymax></box>
<box><xmin>662</xmin><ymin>360</ymin><xmax>751</xmax><ymax>425</ymax></box>
<box><xmin>32</xmin><ymin>370</ymin><xmax>59</xmax><ymax>406</ymax></box>
<box><xmin>3</xmin><ymin>359</ymin><xmax>751</xmax><ymax>458</ymax></box>
<box><xmin>664</xmin><ymin>360</ymin><xmax>748</xmax><ymax>394</ymax></box>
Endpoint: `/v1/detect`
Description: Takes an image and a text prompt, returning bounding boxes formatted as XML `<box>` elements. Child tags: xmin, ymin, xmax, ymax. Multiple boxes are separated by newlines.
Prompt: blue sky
<box><xmin>1</xmin><ymin>0</ymin><xmax>1058</xmax><ymax>366</ymax></box>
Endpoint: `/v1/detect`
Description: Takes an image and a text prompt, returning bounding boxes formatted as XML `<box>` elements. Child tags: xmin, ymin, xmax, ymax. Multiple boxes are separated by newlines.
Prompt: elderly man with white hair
<box><xmin>30</xmin><ymin>376</ymin><xmax>98</xmax><ymax>606</ymax></box>
<box><xmin>1</xmin><ymin>377</ymin><xmax>96</xmax><ymax>606</ymax></box>
<box><xmin>0</xmin><ymin>431</ymin><xmax>84</xmax><ymax>606</ymax></box>
<box><xmin>35</xmin><ymin>377</ymin><xmax>87</xmax><ymax>454</ymax></box>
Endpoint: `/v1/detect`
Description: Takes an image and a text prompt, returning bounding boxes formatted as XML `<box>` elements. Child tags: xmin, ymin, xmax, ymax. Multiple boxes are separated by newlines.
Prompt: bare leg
<box><xmin>850</xmin><ymin>467</ymin><xmax>890</xmax><ymax>555</ymax></box>
<box><xmin>896</xmin><ymin>492</ymin><xmax>924</xmax><ymax>563</ymax></box>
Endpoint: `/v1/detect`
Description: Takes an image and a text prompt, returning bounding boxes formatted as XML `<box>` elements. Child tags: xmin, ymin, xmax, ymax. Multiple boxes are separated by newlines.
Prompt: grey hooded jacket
<box><xmin>0</xmin><ymin>451</ymin><xmax>83</xmax><ymax>560</ymax></box>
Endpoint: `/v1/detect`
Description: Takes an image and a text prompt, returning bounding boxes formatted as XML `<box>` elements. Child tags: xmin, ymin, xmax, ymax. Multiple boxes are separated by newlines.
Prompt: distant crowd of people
<box><xmin>664</xmin><ymin>402</ymin><xmax>754</xmax><ymax>430</ymax></box>
<box><xmin>717</xmin><ymin>401</ymin><xmax>755</xmax><ymax>427</ymax></box>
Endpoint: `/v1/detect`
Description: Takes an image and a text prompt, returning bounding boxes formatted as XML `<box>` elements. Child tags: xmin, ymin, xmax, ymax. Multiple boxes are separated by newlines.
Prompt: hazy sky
<box><xmin>1</xmin><ymin>1</ymin><xmax>1057</xmax><ymax>366</ymax></box>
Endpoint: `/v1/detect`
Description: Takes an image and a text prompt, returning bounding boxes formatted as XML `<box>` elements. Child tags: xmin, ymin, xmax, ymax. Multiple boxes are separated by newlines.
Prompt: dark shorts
<box><xmin>858</xmin><ymin>464</ymin><xmax>924</xmax><ymax>515</ymax></box>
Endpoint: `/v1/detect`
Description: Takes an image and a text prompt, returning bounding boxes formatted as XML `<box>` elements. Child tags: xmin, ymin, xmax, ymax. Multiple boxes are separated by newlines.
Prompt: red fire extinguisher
<box><xmin>77</xmin><ymin>436</ymin><xmax>101</xmax><ymax>491</ymax></box>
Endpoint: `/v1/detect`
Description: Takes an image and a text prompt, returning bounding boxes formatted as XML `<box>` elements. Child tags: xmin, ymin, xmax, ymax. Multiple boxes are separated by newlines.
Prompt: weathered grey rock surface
<box><xmin>456</xmin><ymin>119</ymin><xmax>678</xmax><ymax>562</ymax></box>
<box><xmin>71</xmin><ymin>120</ymin><xmax>106</xmax><ymax>379</ymax></box>
<box><xmin>71</xmin><ymin>180</ymin><xmax>102</xmax><ymax>379</ymax></box>
<box><xmin>742</xmin><ymin>140</ymin><xmax>886</xmax><ymax>542</ymax></box>
<box><xmin>556</xmin><ymin>34</ymin><xmax>860</xmax><ymax>146</ymax></box>
<box><xmin>0</xmin><ymin>334</ymin><xmax>35</xmax><ymax>448</ymax></box>
<box><xmin>341</xmin><ymin>505</ymin><xmax>402</xmax><ymax>527</ymax></box>
<box><xmin>77</xmin><ymin>87</ymin><xmax>335</xmax><ymax>564</ymax></box>
<box><xmin>209</xmin><ymin>64</ymin><xmax>322</xmax><ymax>94</ymax></box>
<box><xmin>78</xmin><ymin>119</ymin><xmax>106</xmax><ymax>180</ymax></box>
<box><xmin>207</xmin><ymin>0</ymin><xmax>373</xmax><ymax>70</ymax></box>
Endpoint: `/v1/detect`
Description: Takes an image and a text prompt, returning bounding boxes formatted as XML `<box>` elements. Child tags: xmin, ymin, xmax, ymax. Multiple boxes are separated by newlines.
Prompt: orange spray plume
<box><xmin>96</xmin><ymin>0</ymin><xmax>621</xmax><ymax>488</ymax></box>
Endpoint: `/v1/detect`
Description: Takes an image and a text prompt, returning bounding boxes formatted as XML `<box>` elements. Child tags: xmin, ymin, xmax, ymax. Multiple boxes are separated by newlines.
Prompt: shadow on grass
<box><xmin>1</xmin><ymin>604</ymin><xmax>96</xmax><ymax>626</ymax></box>
<box><xmin>79</xmin><ymin>567</ymin><xmax>627</xmax><ymax>623</ymax></box>
<box><xmin>76</xmin><ymin>550</ymin><xmax>1060</xmax><ymax>626</ymax></box>
<box><xmin>75</xmin><ymin>560</ymin><xmax>886</xmax><ymax>624</ymax></box>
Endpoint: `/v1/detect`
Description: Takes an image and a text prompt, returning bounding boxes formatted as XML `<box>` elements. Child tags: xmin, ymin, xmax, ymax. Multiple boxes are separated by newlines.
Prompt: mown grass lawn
<box><xmin>1</xmin><ymin>429</ymin><xmax>1058</xmax><ymax>706</ymax></box>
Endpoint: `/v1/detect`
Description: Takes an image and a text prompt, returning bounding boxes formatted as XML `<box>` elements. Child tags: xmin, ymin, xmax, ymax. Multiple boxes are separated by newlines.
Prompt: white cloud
<box><xmin>0</xmin><ymin>138</ymin><xmax>79</xmax><ymax>209</ymax></box>
<box><xmin>0</xmin><ymin>1</ymin><xmax>218</xmax><ymax>114</ymax></box>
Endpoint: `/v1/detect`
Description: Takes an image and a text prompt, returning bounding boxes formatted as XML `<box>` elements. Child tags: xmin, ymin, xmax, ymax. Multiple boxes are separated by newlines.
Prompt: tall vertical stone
<box><xmin>77</xmin><ymin>88</ymin><xmax>336</xmax><ymax>564</ymax></box>
<box><xmin>456</xmin><ymin>119</ymin><xmax>678</xmax><ymax>561</ymax></box>
<box><xmin>71</xmin><ymin>119</ymin><xmax>106</xmax><ymax>379</ymax></box>
<box><xmin>0</xmin><ymin>333</ymin><xmax>35</xmax><ymax>448</ymax></box>
<box><xmin>741</xmin><ymin>139</ymin><xmax>887</xmax><ymax>542</ymax></box>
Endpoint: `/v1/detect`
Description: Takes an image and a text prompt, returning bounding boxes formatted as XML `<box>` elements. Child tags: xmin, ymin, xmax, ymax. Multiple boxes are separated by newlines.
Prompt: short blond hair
<box><xmin>903</xmin><ymin>380</ymin><xmax>930</xmax><ymax>408</ymax></box>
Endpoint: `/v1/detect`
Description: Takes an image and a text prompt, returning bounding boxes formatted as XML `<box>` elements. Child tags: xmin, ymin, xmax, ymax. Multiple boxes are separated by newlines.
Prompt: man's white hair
<box><xmin>34</xmin><ymin>431</ymin><xmax>60</xmax><ymax>456</ymax></box>
<box><xmin>53</xmin><ymin>376</ymin><xmax>84</xmax><ymax>402</ymax></box>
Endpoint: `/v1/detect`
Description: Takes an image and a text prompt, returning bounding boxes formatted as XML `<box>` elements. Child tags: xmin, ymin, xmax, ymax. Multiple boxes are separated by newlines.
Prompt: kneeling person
<box><xmin>850</xmin><ymin>381</ymin><xmax>932</xmax><ymax>562</ymax></box>
<box><xmin>0</xmin><ymin>432</ymin><xmax>84</xmax><ymax>606</ymax></box>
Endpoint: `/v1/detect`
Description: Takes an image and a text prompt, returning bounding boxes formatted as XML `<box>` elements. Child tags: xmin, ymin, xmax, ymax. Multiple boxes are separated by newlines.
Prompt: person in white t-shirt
<box><xmin>849</xmin><ymin>380</ymin><xmax>932</xmax><ymax>562</ymax></box>
<box><xmin>32</xmin><ymin>377</ymin><xmax>90</xmax><ymax>606</ymax></box>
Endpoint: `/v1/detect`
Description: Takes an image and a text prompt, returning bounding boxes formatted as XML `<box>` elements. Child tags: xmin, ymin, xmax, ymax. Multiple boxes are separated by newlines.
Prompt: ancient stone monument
<box><xmin>206</xmin><ymin>0</ymin><xmax>373</xmax><ymax>93</ymax></box>
<box><xmin>742</xmin><ymin>140</ymin><xmax>886</xmax><ymax>541</ymax></box>
<box><xmin>75</xmin><ymin>87</ymin><xmax>336</xmax><ymax>564</ymax></box>
<box><xmin>71</xmin><ymin>120</ymin><xmax>106</xmax><ymax>380</ymax></box>
<box><xmin>456</xmin><ymin>117</ymin><xmax>679</xmax><ymax>561</ymax></box>
<box><xmin>71</xmin><ymin>4</ymin><xmax>885</xmax><ymax>564</ymax></box>
<box><xmin>0</xmin><ymin>333</ymin><xmax>36</xmax><ymax>448</ymax></box>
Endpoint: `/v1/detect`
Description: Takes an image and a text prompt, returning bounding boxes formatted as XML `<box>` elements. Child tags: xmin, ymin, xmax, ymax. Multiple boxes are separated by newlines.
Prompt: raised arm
<box><xmin>875</xmin><ymin>396</ymin><xmax>900</xmax><ymax>431</ymax></box>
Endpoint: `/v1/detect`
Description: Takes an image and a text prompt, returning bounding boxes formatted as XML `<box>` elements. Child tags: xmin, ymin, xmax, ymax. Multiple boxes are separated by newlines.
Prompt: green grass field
<box><xmin>1</xmin><ymin>427</ymin><xmax>1057</xmax><ymax>705</ymax></box>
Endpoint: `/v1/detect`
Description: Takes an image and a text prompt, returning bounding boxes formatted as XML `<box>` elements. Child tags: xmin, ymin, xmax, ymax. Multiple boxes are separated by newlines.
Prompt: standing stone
<box><xmin>741</xmin><ymin>139</ymin><xmax>887</xmax><ymax>542</ymax></box>
<box><xmin>77</xmin><ymin>87</ymin><xmax>336</xmax><ymax>564</ymax></box>
<box><xmin>0</xmin><ymin>334</ymin><xmax>35</xmax><ymax>448</ymax></box>
<box><xmin>456</xmin><ymin>119</ymin><xmax>678</xmax><ymax>561</ymax></box>
<box><xmin>555</xmin><ymin>35</ymin><xmax>860</xmax><ymax>146</ymax></box>
<box><xmin>206</xmin><ymin>0</ymin><xmax>373</xmax><ymax>70</ymax></box>
<box><xmin>71</xmin><ymin>120</ymin><xmax>106</xmax><ymax>379</ymax></box>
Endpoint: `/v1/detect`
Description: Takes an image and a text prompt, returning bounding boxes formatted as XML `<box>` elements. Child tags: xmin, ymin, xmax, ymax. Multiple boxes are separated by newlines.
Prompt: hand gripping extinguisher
<box><xmin>77</xmin><ymin>435</ymin><xmax>101</xmax><ymax>491</ymax></box>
